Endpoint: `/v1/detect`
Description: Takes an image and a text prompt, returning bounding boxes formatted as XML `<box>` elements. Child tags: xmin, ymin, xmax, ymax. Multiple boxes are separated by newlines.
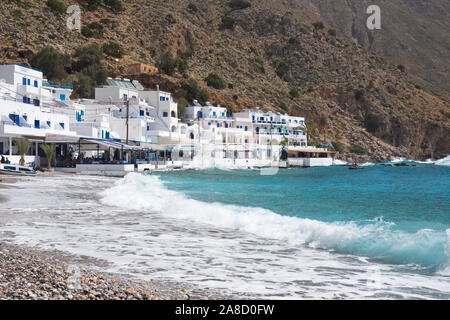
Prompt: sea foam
<box><xmin>100</xmin><ymin>173</ymin><xmax>449</xmax><ymax>270</ymax></box>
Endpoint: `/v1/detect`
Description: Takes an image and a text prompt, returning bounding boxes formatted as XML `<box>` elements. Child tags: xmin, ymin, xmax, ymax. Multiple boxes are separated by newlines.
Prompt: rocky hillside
<box><xmin>0</xmin><ymin>0</ymin><xmax>449</xmax><ymax>161</ymax></box>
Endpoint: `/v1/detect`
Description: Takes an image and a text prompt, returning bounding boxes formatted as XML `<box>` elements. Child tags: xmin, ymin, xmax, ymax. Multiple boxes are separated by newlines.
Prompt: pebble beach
<box><xmin>0</xmin><ymin>242</ymin><xmax>190</xmax><ymax>300</ymax></box>
<box><xmin>0</xmin><ymin>174</ymin><xmax>191</xmax><ymax>301</ymax></box>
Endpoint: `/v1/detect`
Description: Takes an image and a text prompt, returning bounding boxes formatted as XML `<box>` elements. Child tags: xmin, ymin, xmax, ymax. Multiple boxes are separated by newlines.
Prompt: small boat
<box><xmin>0</xmin><ymin>163</ymin><xmax>36</xmax><ymax>176</ymax></box>
<box><xmin>349</xmin><ymin>163</ymin><xmax>363</xmax><ymax>170</ymax></box>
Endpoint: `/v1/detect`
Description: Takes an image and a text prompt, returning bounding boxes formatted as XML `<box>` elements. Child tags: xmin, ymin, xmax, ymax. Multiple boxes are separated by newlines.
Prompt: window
<box><xmin>123</xmin><ymin>94</ymin><xmax>128</xmax><ymax>101</ymax></box>
<box><xmin>27</xmin><ymin>79</ymin><xmax>30</xmax><ymax>86</ymax></box>
<box><xmin>34</xmin><ymin>80</ymin><xmax>38</xmax><ymax>88</ymax></box>
<box><xmin>140</xmin><ymin>110</ymin><xmax>145</xmax><ymax>116</ymax></box>
<box><xmin>147</xmin><ymin>126</ymin><xmax>150</xmax><ymax>131</ymax></box>
<box><xmin>34</xmin><ymin>99</ymin><xmax>40</xmax><ymax>106</ymax></box>
<box><xmin>171</xmin><ymin>111</ymin><xmax>176</xmax><ymax>117</ymax></box>
<box><xmin>217</xmin><ymin>123</ymin><xmax>220</xmax><ymax>128</ymax></box>
<box><xmin>34</xmin><ymin>120</ymin><xmax>40</xmax><ymax>129</ymax></box>
<box><xmin>23</xmin><ymin>96</ymin><xmax>27</xmax><ymax>103</ymax></box>
<box><xmin>23</xmin><ymin>115</ymin><xmax>28</xmax><ymax>121</ymax></box>
<box><xmin>245</xmin><ymin>126</ymin><xmax>248</xmax><ymax>131</ymax></box>
<box><xmin>47</xmin><ymin>121</ymin><xmax>51</xmax><ymax>128</ymax></box>
<box><xmin>60</xmin><ymin>94</ymin><xmax>66</xmax><ymax>101</ymax></box>
<box><xmin>213</xmin><ymin>111</ymin><xmax>216</xmax><ymax>116</ymax></box>
<box><xmin>27</xmin><ymin>97</ymin><xmax>31</xmax><ymax>104</ymax></box>
<box><xmin>22</xmin><ymin>77</ymin><xmax>27</xmax><ymax>85</ymax></box>
<box><xmin>60</xmin><ymin>123</ymin><xmax>65</xmax><ymax>129</ymax></box>
<box><xmin>163</xmin><ymin>112</ymin><xmax>168</xmax><ymax>117</ymax></box>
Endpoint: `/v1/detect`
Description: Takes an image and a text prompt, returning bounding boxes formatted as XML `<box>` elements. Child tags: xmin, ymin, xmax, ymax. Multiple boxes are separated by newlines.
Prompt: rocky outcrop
<box><xmin>0</xmin><ymin>0</ymin><xmax>448</xmax><ymax>161</ymax></box>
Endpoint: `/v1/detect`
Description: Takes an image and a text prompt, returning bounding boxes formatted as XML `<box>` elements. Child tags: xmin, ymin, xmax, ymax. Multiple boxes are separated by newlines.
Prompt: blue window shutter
<box><xmin>140</xmin><ymin>110</ymin><xmax>144</xmax><ymax>116</ymax></box>
<box><xmin>60</xmin><ymin>123</ymin><xmax>65</xmax><ymax>129</ymax></box>
<box><xmin>34</xmin><ymin>80</ymin><xmax>38</xmax><ymax>87</ymax></box>
<box><xmin>47</xmin><ymin>121</ymin><xmax>51</xmax><ymax>127</ymax></box>
<box><xmin>60</xmin><ymin>94</ymin><xmax>66</xmax><ymax>101</ymax></box>
<box><xmin>34</xmin><ymin>120</ymin><xmax>40</xmax><ymax>129</ymax></box>
<box><xmin>27</xmin><ymin>79</ymin><xmax>30</xmax><ymax>85</ymax></box>
<box><xmin>23</xmin><ymin>96</ymin><xmax>27</xmax><ymax>103</ymax></box>
<box><xmin>22</xmin><ymin>77</ymin><xmax>27</xmax><ymax>85</ymax></box>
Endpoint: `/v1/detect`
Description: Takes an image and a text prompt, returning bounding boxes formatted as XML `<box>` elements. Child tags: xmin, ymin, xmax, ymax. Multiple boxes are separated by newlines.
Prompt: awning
<box><xmin>80</xmin><ymin>138</ymin><xmax>144</xmax><ymax>151</ymax></box>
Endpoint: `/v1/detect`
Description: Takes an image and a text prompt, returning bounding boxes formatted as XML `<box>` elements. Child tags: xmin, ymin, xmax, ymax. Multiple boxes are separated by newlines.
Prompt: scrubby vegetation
<box><xmin>102</xmin><ymin>41</ymin><xmax>125</xmax><ymax>58</ymax></box>
<box><xmin>349</xmin><ymin>144</ymin><xmax>368</xmax><ymax>155</ymax></box>
<box><xmin>30</xmin><ymin>47</ymin><xmax>69</xmax><ymax>80</ymax></box>
<box><xmin>204</xmin><ymin>73</ymin><xmax>226</xmax><ymax>90</ymax></box>
<box><xmin>46</xmin><ymin>0</ymin><xmax>65</xmax><ymax>14</ymax></box>
<box><xmin>182</xmin><ymin>79</ymin><xmax>210</xmax><ymax>105</ymax></box>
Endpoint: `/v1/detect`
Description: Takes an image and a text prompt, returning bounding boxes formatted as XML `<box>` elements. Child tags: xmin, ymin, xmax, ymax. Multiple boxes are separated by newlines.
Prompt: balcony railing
<box><xmin>42</xmin><ymin>81</ymin><xmax>73</xmax><ymax>89</ymax></box>
<box><xmin>1</xmin><ymin>121</ymin><xmax>33</xmax><ymax>128</ymax></box>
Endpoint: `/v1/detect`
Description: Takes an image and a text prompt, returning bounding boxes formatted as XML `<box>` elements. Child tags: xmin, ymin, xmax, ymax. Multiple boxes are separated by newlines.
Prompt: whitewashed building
<box><xmin>0</xmin><ymin>64</ymin><xmax>77</xmax><ymax>165</ymax></box>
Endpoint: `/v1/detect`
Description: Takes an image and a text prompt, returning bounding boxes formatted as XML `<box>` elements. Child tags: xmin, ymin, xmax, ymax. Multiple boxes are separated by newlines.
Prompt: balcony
<box><xmin>42</xmin><ymin>81</ymin><xmax>73</xmax><ymax>90</ymax></box>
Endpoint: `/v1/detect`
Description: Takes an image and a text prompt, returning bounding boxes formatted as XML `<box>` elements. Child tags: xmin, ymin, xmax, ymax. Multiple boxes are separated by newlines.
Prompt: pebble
<box><xmin>0</xmin><ymin>243</ymin><xmax>189</xmax><ymax>300</ymax></box>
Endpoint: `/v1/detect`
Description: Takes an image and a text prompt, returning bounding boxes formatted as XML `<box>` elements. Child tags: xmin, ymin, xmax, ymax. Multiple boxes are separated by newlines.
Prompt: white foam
<box><xmin>435</xmin><ymin>155</ymin><xmax>450</xmax><ymax>167</ymax></box>
<box><xmin>100</xmin><ymin>173</ymin><xmax>449</xmax><ymax>268</ymax></box>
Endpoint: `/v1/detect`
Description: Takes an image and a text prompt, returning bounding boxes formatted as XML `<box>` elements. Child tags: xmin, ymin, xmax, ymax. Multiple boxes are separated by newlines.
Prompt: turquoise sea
<box><xmin>156</xmin><ymin>164</ymin><xmax>450</xmax><ymax>272</ymax></box>
<box><xmin>1</xmin><ymin>159</ymin><xmax>449</xmax><ymax>299</ymax></box>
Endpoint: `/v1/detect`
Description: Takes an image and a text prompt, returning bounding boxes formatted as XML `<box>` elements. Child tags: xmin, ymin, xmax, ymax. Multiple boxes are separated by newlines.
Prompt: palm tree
<box><xmin>14</xmin><ymin>138</ymin><xmax>30</xmax><ymax>166</ymax></box>
<box><xmin>40</xmin><ymin>144</ymin><xmax>56</xmax><ymax>170</ymax></box>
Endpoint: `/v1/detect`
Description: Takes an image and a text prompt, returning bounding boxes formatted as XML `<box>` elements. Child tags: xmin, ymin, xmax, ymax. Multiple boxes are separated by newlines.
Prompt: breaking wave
<box><xmin>100</xmin><ymin>173</ymin><xmax>450</xmax><ymax>271</ymax></box>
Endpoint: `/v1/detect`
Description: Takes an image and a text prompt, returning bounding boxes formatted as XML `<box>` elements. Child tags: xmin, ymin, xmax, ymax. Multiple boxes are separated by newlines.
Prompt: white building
<box><xmin>0</xmin><ymin>64</ymin><xmax>77</xmax><ymax>165</ymax></box>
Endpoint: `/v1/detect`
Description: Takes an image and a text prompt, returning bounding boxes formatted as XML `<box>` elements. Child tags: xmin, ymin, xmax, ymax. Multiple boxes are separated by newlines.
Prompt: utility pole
<box><xmin>126</xmin><ymin>99</ymin><xmax>129</xmax><ymax>145</ymax></box>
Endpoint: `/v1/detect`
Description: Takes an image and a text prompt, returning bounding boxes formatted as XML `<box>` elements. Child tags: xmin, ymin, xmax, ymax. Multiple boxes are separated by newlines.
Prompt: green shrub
<box><xmin>102</xmin><ymin>41</ymin><xmax>125</xmax><ymax>58</ymax></box>
<box><xmin>328</xmin><ymin>29</ymin><xmax>337</xmax><ymax>36</ymax></box>
<box><xmin>349</xmin><ymin>144</ymin><xmax>368</xmax><ymax>155</ymax></box>
<box><xmin>279</xmin><ymin>101</ymin><xmax>288</xmax><ymax>112</ymax></box>
<box><xmin>289</xmin><ymin>87</ymin><xmax>299</xmax><ymax>98</ymax></box>
<box><xmin>204</xmin><ymin>73</ymin><xmax>226</xmax><ymax>89</ymax></box>
<box><xmin>397</xmin><ymin>64</ymin><xmax>406</xmax><ymax>72</ymax></box>
<box><xmin>30</xmin><ymin>47</ymin><xmax>69</xmax><ymax>80</ymax></box>
<box><xmin>228</xmin><ymin>0</ymin><xmax>251</xmax><ymax>10</ymax></box>
<box><xmin>103</xmin><ymin>0</ymin><xmax>123</xmax><ymax>12</ymax></box>
<box><xmin>288</xmin><ymin>37</ymin><xmax>299</xmax><ymax>45</ymax></box>
<box><xmin>46</xmin><ymin>0</ymin><xmax>66</xmax><ymax>14</ymax></box>
<box><xmin>81</xmin><ymin>22</ymin><xmax>104</xmax><ymax>38</ymax></box>
<box><xmin>176</xmin><ymin>98</ymin><xmax>189</xmax><ymax>118</ymax></box>
<box><xmin>74</xmin><ymin>73</ymin><xmax>96</xmax><ymax>99</ymax></box>
<box><xmin>166</xmin><ymin>13</ymin><xmax>177</xmax><ymax>24</ymax></box>
<box><xmin>72</xmin><ymin>44</ymin><xmax>106</xmax><ymax>88</ymax></box>
<box><xmin>157</xmin><ymin>51</ymin><xmax>177</xmax><ymax>75</ymax></box>
<box><xmin>312</xmin><ymin>21</ymin><xmax>325</xmax><ymax>30</ymax></box>
<box><xmin>332</xmin><ymin>141</ymin><xmax>345</xmax><ymax>153</ymax></box>
<box><xmin>363</xmin><ymin>113</ymin><xmax>383</xmax><ymax>134</ymax></box>
<box><xmin>11</xmin><ymin>9</ymin><xmax>22</xmax><ymax>19</ymax></box>
<box><xmin>182</xmin><ymin>78</ymin><xmax>210</xmax><ymax>105</ymax></box>
<box><xmin>220</xmin><ymin>16</ymin><xmax>236</xmax><ymax>30</ymax></box>
<box><xmin>81</xmin><ymin>0</ymin><xmax>102</xmax><ymax>11</ymax></box>
<box><xmin>187</xmin><ymin>3</ymin><xmax>198</xmax><ymax>13</ymax></box>
<box><xmin>276</xmin><ymin>61</ymin><xmax>288</xmax><ymax>78</ymax></box>
<box><xmin>353</xmin><ymin>89</ymin><xmax>365</xmax><ymax>101</ymax></box>
<box><xmin>176</xmin><ymin>58</ymin><xmax>189</xmax><ymax>73</ymax></box>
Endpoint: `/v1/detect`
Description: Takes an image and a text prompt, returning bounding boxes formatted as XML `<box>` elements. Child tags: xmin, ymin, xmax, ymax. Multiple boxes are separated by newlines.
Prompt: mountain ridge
<box><xmin>0</xmin><ymin>0</ymin><xmax>448</xmax><ymax>161</ymax></box>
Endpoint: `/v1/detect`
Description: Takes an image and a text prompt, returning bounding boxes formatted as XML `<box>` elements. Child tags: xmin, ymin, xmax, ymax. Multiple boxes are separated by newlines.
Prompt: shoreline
<box><xmin>0</xmin><ymin>242</ymin><xmax>191</xmax><ymax>300</ymax></box>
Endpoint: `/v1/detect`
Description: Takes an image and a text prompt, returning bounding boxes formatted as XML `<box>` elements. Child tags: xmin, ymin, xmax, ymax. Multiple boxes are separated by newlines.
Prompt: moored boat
<box><xmin>0</xmin><ymin>163</ymin><xmax>36</xmax><ymax>176</ymax></box>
